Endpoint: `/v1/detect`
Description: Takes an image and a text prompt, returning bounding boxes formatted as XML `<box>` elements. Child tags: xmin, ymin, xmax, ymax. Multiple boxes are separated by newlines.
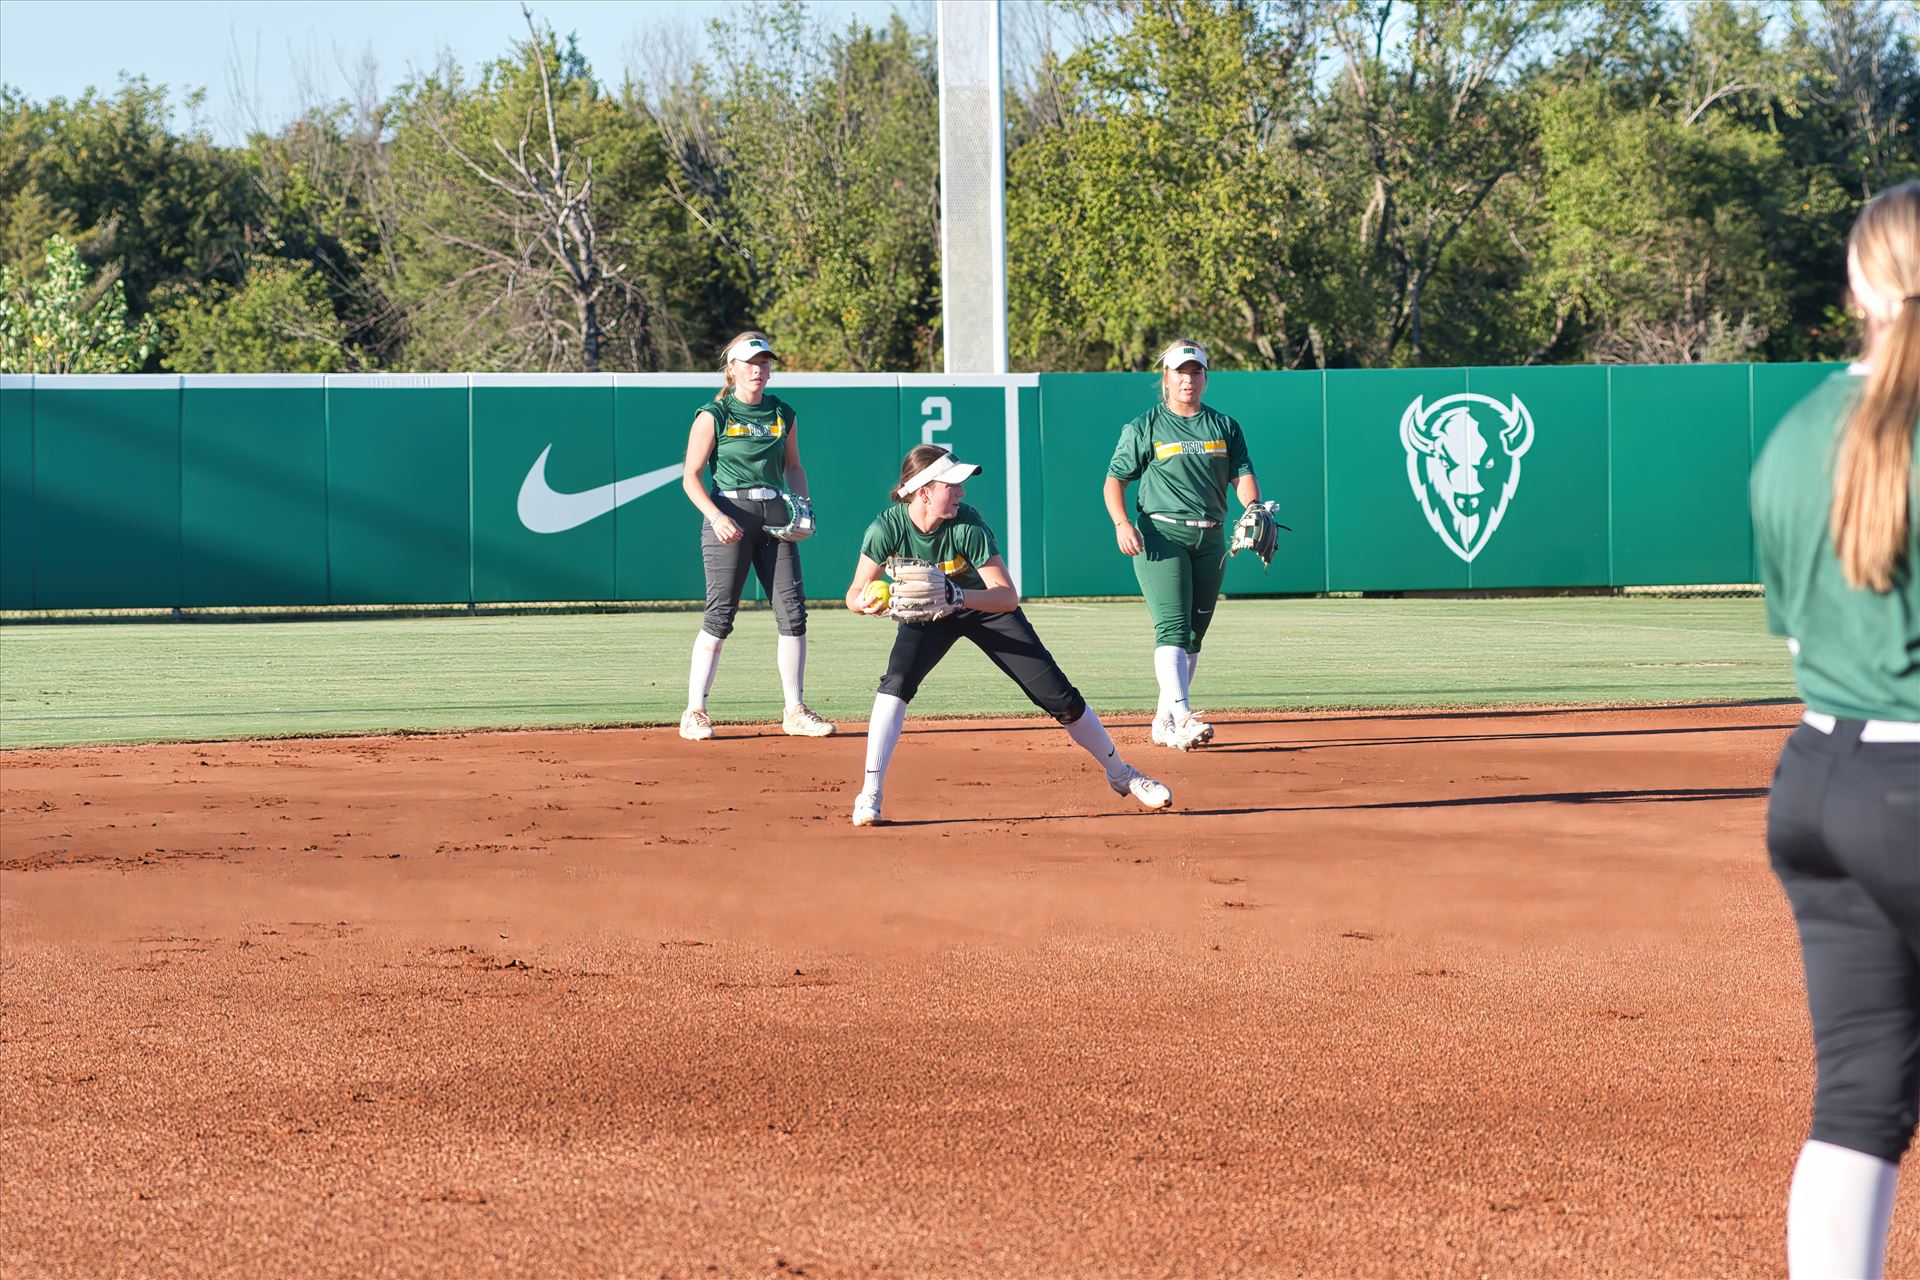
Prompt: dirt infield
<box><xmin>5</xmin><ymin>702</ymin><xmax>1915</xmax><ymax>1278</ymax></box>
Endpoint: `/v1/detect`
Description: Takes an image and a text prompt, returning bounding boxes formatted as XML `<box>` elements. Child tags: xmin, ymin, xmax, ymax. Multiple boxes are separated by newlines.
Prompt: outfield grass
<box><xmin>0</xmin><ymin>597</ymin><xmax>1794</xmax><ymax>748</ymax></box>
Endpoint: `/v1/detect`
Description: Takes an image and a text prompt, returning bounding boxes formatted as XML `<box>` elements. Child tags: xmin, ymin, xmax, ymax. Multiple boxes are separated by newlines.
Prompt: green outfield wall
<box><xmin>0</xmin><ymin>364</ymin><xmax>1837</xmax><ymax>610</ymax></box>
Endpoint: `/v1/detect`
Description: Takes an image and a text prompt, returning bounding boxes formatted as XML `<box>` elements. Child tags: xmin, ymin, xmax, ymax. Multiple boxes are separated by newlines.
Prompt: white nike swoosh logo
<box><xmin>517</xmin><ymin>446</ymin><xmax>683</xmax><ymax>534</ymax></box>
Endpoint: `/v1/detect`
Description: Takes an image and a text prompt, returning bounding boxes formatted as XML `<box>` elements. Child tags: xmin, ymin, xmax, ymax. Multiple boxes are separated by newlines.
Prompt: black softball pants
<box><xmin>1768</xmin><ymin>718</ymin><xmax>1920</xmax><ymax>1164</ymax></box>
<box><xmin>878</xmin><ymin>608</ymin><xmax>1087</xmax><ymax>726</ymax></box>
<box><xmin>699</xmin><ymin>494</ymin><xmax>806</xmax><ymax>639</ymax></box>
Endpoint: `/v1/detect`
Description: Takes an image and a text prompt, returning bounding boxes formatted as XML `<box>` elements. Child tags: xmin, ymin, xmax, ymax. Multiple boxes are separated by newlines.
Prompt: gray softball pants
<box><xmin>700</xmin><ymin>493</ymin><xmax>807</xmax><ymax>639</ymax></box>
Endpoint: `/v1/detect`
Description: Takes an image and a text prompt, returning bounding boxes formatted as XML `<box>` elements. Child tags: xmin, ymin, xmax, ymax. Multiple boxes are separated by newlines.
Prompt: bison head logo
<box><xmin>1400</xmin><ymin>393</ymin><xmax>1534</xmax><ymax>563</ymax></box>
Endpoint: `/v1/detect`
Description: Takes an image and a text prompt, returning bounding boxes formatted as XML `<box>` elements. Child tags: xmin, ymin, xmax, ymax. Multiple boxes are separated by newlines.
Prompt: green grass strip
<box><xmin>0</xmin><ymin>598</ymin><xmax>1794</xmax><ymax>749</ymax></box>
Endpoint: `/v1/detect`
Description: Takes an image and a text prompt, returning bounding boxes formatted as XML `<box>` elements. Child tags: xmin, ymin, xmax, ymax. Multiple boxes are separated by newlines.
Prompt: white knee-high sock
<box><xmin>862</xmin><ymin>694</ymin><xmax>907</xmax><ymax>796</ymax></box>
<box><xmin>1154</xmin><ymin>645</ymin><xmax>1190</xmax><ymax>720</ymax></box>
<box><xmin>1065</xmin><ymin>708</ymin><xmax>1127</xmax><ymax>781</ymax></box>
<box><xmin>1788</xmin><ymin>1140</ymin><xmax>1898</xmax><ymax>1279</ymax></box>
<box><xmin>1185</xmin><ymin>650</ymin><xmax>1199</xmax><ymax>704</ymax></box>
<box><xmin>777</xmin><ymin>633</ymin><xmax>806</xmax><ymax>708</ymax></box>
<box><xmin>688</xmin><ymin>631</ymin><xmax>725</xmax><ymax>710</ymax></box>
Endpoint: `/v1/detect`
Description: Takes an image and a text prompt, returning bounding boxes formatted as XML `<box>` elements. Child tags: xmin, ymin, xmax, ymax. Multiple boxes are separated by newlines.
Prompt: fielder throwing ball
<box><xmin>678</xmin><ymin>331</ymin><xmax>834</xmax><ymax>741</ymax></box>
<box><xmin>1752</xmin><ymin>180</ymin><xmax>1920</xmax><ymax>1280</ymax></box>
<box><xmin>1104</xmin><ymin>339</ymin><xmax>1281</xmax><ymax>751</ymax></box>
<box><xmin>844</xmin><ymin>444</ymin><xmax>1172</xmax><ymax>827</ymax></box>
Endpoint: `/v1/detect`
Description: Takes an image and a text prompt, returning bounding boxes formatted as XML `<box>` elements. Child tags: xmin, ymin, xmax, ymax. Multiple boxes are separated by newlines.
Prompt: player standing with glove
<box><xmin>1104</xmin><ymin>339</ymin><xmax>1282</xmax><ymax>751</ymax></box>
<box><xmin>678</xmin><ymin>331</ymin><xmax>834</xmax><ymax>741</ymax></box>
<box><xmin>843</xmin><ymin>444</ymin><xmax>1172</xmax><ymax>827</ymax></box>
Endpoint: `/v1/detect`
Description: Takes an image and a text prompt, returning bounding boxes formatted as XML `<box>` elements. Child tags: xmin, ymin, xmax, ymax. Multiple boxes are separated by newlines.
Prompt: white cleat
<box><xmin>1109</xmin><ymin>766</ymin><xmax>1173</xmax><ymax>810</ymax></box>
<box><xmin>679</xmin><ymin>708</ymin><xmax>714</xmax><ymax>741</ymax></box>
<box><xmin>782</xmin><ymin>703</ymin><xmax>836</xmax><ymax>737</ymax></box>
<box><xmin>1151</xmin><ymin>713</ymin><xmax>1177</xmax><ymax>747</ymax></box>
<box><xmin>851</xmin><ymin>791</ymin><xmax>883</xmax><ymax>827</ymax></box>
<box><xmin>1172</xmin><ymin>713</ymin><xmax>1214</xmax><ymax>750</ymax></box>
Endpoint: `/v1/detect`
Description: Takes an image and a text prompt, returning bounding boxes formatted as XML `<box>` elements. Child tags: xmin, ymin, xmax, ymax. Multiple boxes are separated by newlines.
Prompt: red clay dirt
<box><xmin>3</xmin><ymin>702</ymin><xmax>1914</xmax><ymax>1278</ymax></box>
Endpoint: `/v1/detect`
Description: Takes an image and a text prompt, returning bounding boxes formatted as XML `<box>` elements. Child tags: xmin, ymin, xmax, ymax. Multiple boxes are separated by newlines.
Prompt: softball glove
<box><xmin>886</xmin><ymin>557</ymin><xmax>964</xmax><ymax>622</ymax></box>
<box><xmin>767</xmin><ymin>491</ymin><xmax>816</xmax><ymax>543</ymax></box>
<box><xmin>1229</xmin><ymin>501</ymin><xmax>1290</xmax><ymax>569</ymax></box>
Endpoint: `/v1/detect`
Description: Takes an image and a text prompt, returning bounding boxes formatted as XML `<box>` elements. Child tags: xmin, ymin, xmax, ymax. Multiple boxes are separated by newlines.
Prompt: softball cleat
<box><xmin>1151</xmin><ymin>713</ymin><xmax>1178</xmax><ymax>748</ymax></box>
<box><xmin>679</xmin><ymin>708</ymin><xmax>715</xmax><ymax>741</ymax></box>
<box><xmin>782</xmin><ymin>703</ymin><xmax>836</xmax><ymax>737</ymax></box>
<box><xmin>851</xmin><ymin>791</ymin><xmax>883</xmax><ymax>827</ymax></box>
<box><xmin>1109</xmin><ymin>766</ymin><xmax>1172</xmax><ymax>810</ymax></box>
<box><xmin>1173</xmin><ymin>713</ymin><xmax>1214</xmax><ymax>750</ymax></box>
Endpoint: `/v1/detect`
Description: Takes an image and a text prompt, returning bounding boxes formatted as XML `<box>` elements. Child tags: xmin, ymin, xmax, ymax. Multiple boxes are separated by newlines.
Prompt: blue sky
<box><xmin>0</xmin><ymin>0</ymin><xmax>914</xmax><ymax>139</ymax></box>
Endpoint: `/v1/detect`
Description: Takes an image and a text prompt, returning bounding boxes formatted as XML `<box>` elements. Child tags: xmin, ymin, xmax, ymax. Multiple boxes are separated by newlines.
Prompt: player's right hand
<box><xmin>710</xmin><ymin>514</ymin><xmax>744</xmax><ymax>544</ymax></box>
<box><xmin>1114</xmin><ymin>521</ymin><xmax>1143</xmax><ymax>557</ymax></box>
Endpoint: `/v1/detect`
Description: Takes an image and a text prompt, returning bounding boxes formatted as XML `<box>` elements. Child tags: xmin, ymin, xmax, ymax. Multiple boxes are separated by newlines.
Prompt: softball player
<box><xmin>1103</xmin><ymin>339</ymin><xmax>1265</xmax><ymax>751</ymax></box>
<box><xmin>843</xmin><ymin>443</ymin><xmax>1172</xmax><ymax>826</ymax></box>
<box><xmin>678</xmin><ymin>332</ymin><xmax>834</xmax><ymax>741</ymax></box>
<box><xmin>1752</xmin><ymin>180</ymin><xmax>1920</xmax><ymax>1280</ymax></box>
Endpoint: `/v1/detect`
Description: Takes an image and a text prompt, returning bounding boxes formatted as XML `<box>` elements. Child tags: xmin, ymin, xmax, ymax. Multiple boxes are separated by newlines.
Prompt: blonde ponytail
<box><xmin>1833</xmin><ymin>183</ymin><xmax>1920</xmax><ymax>593</ymax></box>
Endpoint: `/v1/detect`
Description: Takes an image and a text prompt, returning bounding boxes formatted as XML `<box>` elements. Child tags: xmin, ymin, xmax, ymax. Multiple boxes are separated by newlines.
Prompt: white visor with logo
<box><xmin>726</xmin><ymin>337</ymin><xmax>778</xmax><ymax>363</ymax></box>
<box><xmin>1161</xmin><ymin>343</ymin><xmax>1209</xmax><ymax>370</ymax></box>
<box><xmin>898</xmin><ymin>449</ymin><xmax>983</xmax><ymax>495</ymax></box>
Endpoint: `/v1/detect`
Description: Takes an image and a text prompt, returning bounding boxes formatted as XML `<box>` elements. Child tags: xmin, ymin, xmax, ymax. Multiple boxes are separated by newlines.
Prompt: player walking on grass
<box><xmin>1104</xmin><ymin>339</ymin><xmax>1279</xmax><ymax>751</ymax></box>
<box><xmin>843</xmin><ymin>444</ymin><xmax>1172</xmax><ymax>827</ymax></box>
<box><xmin>1752</xmin><ymin>180</ymin><xmax>1920</xmax><ymax>1280</ymax></box>
<box><xmin>678</xmin><ymin>332</ymin><xmax>834</xmax><ymax>741</ymax></box>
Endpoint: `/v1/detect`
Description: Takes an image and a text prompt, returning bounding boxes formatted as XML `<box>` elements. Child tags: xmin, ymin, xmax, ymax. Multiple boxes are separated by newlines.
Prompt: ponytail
<box><xmin>1833</xmin><ymin>183</ymin><xmax>1920</xmax><ymax>593</ymax></box>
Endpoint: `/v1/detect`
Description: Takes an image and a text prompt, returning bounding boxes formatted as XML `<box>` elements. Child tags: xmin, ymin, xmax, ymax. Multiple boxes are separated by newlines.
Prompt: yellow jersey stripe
<box><xmin>1153</xmin><ymin>439</ymin><xmax>1226</xmax><ymax>460</ymax></box>
<box><xmin>723</xmin><ymin>421</ymin><xmax>785</xmax><ymax>437</ymax></box>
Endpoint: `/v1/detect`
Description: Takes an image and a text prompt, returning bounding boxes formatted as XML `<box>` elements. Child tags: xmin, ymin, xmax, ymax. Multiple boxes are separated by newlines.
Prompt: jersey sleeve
<box><xmin>1106</xmin><ymin>414</ymin><xmax>1152</xmax><ymax>482</ymax></box>
<box><xmin>963</xmin><ymin>515</ymin><xmax>1001</xmax><ymax>568</ymax></box>
<box><xmin>859</xmin><ymin>512</ymin><xmax>899</xmax><ymax>566</ymax></box>
<box><xmin>1749</xmin><ymin>441</ymin><xmax>1788</xmax><ymax>637</ymax></box>
<box><xmin>1225</xmin><ymin>415</ymin><xmax>1254</xmax><ymax>479</ymax></box>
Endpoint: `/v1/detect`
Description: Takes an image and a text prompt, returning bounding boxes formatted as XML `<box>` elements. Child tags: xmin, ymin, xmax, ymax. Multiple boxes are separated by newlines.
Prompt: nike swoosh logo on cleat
<box><xmin>517</xmin><ymin>446</ymin><xmax>682</xmax><ymax>533</ymax></box>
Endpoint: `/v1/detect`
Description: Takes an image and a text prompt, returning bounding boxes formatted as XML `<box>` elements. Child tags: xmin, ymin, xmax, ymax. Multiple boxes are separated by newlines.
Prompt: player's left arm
<box><xmin>968</xmin><ymin>557</ymin><xmax>1020</xmax><ymax>613</ymax></box>
<box><xmin>782</xmin><ymin>411</ymin><xmax>810</xmax><ymax>499</ymax></box>
<box><xmin>1228</xmin><ymin>419</ymin><xmax>1260</xmax><ymax>509</ymax></box>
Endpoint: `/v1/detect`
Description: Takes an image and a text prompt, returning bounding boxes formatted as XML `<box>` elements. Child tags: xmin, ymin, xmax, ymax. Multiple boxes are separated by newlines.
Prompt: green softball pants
<box><xmin>1131</xmin><ymin>517</ymin><xmax>1227</xmax><ymax>652</ymax></box>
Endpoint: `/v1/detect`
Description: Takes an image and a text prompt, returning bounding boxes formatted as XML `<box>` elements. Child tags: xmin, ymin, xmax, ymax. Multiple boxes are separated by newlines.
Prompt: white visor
<box><xmin>1160</xmin><ymin>343</ymin><xmax>1208</xmax><ymax>370</ymax></box>
<box><xmin>898</xmin><ymin>449</ymin><xmax>983</xmax><ymax>496</ymax></box>
<box><xmin>725</xmin><ymin>337</ymin><xmax>778</xmax><ymax>363</ymax></box>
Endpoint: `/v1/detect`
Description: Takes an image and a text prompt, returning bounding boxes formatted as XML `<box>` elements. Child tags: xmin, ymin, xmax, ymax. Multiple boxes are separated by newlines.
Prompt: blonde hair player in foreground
<box><xmin>842</xmin><ymin>444</ymin><xmax>1172</xmax><ymax>826</ymax></box>
<box><xmin>678</xmin><ymin>332</ymin><xmax>834</xmax><ymax>741</ymax></box>
<box><xmin>1751</xmin><ymin>179</ymin><xmax>1920</xmax><ymax>1280</ymax></box>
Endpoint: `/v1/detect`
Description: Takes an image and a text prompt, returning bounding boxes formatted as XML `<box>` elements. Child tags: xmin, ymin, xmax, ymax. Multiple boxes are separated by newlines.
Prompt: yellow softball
<box><xmin>864</xmin><ymin>580</ymin><xmax>891</xmax><ymax>607</ymax></box>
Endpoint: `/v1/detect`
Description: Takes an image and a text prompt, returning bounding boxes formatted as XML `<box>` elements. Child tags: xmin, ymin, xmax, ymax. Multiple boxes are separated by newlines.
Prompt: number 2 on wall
<box><xmin>920</xmin><ymin>396</ymin><xmax>952</xmax><ymax>447</ymax></box>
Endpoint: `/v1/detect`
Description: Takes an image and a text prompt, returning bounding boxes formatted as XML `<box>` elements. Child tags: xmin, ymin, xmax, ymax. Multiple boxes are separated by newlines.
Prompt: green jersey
<box><xmin>698</xmin><ymin>393</ymin><xmax>795</xmax><ymax>492</ymax></box>
<box><xmin>1752</xmin><ymin>368</ymin><xmax>1920</xmax><ymax>721</ymax></box>
<box><xmin>860</xmin><ymin>502</ymin><xmax>1000</xmax><ymax>592</ymax></box>
<box><xmin>1107</xmin><ymin>403</ymin><xmax>1254</xmax><ymax>523</ymax></box>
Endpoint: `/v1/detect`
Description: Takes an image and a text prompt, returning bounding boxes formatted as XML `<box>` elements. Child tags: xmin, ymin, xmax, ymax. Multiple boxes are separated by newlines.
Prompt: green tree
<box><xmin>0</xmin><ymin>234</ymin><xmax>157</xmax><ymax>372</ymax></box>
<box><xmin>21</xmin><ymin>80</ymin><xmax>258</xmax><ymax>319</ymax></box>
<box><xmin>154</xmin><ymin>257</ymin><xmax>350</xmax><ymax>372</ymax></box>
<box><xmin>382</xmin><ymin>18</ymin><xmax>690</xmax><ymax>371</ymax></box>
<box><xmin>700</xmin><ymin>7</ymin><xmax>941</xmax><ymax>370</ymax></box>
<box><xmin>1008</xmin><ymin>0</ymin><xmax>1330</xmax><ymax>370</ymax></box>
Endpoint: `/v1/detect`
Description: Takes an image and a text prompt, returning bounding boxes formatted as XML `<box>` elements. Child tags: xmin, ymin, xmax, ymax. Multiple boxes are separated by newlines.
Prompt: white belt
<box><xmin>1802</xmin><ymin>710</ymin><xmax>1920</xmax><ymax>743</ymax></box>
<box><xmin>718</xmin><ymin>487</ymin><xmax>780</xmax><ymax>501</ymax></box>
<box><xmin>1147</xmin><ymin>513</ymin><xmax>1220</xmax><ymax>529</ymax></box>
